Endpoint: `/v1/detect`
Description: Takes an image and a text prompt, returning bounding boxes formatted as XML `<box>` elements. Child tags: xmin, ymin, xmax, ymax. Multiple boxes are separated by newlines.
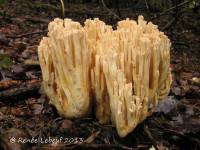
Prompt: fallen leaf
<box><xmin>0</xmin><ymin>111</ymin><xmax>4</xmax><ymax>121</ymax></box>
<box><xmin>0</xmin><ymin>33</ymin><xmax>9</xmax><ymax>45</ymax></box>
<box><xmin>11</xmin><ymin>64</ymin><xmax>24</xmax><ymax>74</ymax></box>
<box><xmin>11</xmin><ymin>107</ymin><xmax>29</xmax><ymax>116</ymax></box>
<box><xmin>180</xmin><ymin>72</ymin><xmax>193</xmax><ymax>80</ymax></box>
<box><xmin>149</xmin><ymin>146</ymin><xmax>156</xmax><ymax>150</ymax></box>
<box><xmin>24</xmin><ymin>59</ymin><xmax>39</xmax><ymax>66</ymax></box>
<box><xmin>155</xmin><ymin>96</ymin><xmax>179</xmax><ymax>114</ymax></box>
<box><xmin>13</xmin><ymin>42</ymin><xmax>27</xmax><ymax>53</ymax></box>
<box><xmin>0</xmin><ymin>80</ymin><xmax>21</xmax><ymax>90</ymax></box>
<box><xmin>171</xmin><ymin>115</ymin><xmax>200</xmax><ymax>134</ymax></box>
<box><xmin>25</xmin><ymin>71</ymin><xmax>38</xmax><ymax>79</ymax></box>
<box><xmin>172</xmin><ymin>114</ymin><xmax>183</xmax><ymax>124</ymax></box>
<box><xmin>61</xmin><ymin>119</ymin><xmax>73</xmax><ymax>129</ymax></box>
<box><xmin>157</xmin><ymin>143</ymin><xmax>169</xmax><ymax>150</ymax></box>
<box><xmin>25</xmin><ymin>98</ymin><xmax>38</xmax><ymax>105</ymax></box>
<box><xmin>0</xmin><ymin>54</ymin><xmax>13</xmax><ymax>70</ymax></box>
<box><xmin>171</xmin><ymin>86</ymin><xmax>182</xmax><ymax>96</ymax></box>
<box><xmin>29</xmin><ymin>103</ymin><xmax>43</xmax><ymax>115</ymax></box>
<box><xmin>192</xmin><ymin>77</ymin><xmax>200</xmax><ymax>84</ymax></box>
<box><xmin>184</xmin><ymin>105</ymin><xmax>194</xmax><ymax>116</ymax></box>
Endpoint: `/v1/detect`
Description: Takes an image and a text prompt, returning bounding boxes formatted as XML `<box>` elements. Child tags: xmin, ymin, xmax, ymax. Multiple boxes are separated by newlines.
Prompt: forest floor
<box><xmin>0</xmin><ymin>0</ymin><xmax>200</xmax><ymax>150</ymax></box>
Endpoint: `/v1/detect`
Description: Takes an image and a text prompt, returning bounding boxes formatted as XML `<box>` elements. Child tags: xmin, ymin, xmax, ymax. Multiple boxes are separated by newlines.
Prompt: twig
<box><xmin>172</xmin><ymin>41</ymin><xmax>190</xmax><ymax>48</ymax></box>
<box><xmin>144</xmin><ymin>125</ymin><xmax>159</xmax><ymax>150</ymax></box>
<box><xmin>64</xmin><ymin>9</ymin><xmax>115</xmax><ymax>17</ymax></box>
<box><xmin>161</xmin><ymin>0</ymin><xmax>181</xmax><ymax>31</ymax></box>
<box><xmin>101</xmin><ymin>0</ymin><xmax>121</xmax><ymax>20</ymax></box>
<box><xmin>160</xmin><ymin>0</ymin><xmax>190</xmax><ymax>15</ymax></box>
<box><xmin>22</xmin><ymin>59</ymin><xmax>41</xmax><ymax>71</ymax></box>
<box><xmin>25</xmin><ymin>17</ymin><xmax>50</xmax><ymax>24</ymax></box>
<box><xmin>144</xmin><ymin>0</ymin><xmax>149</xmax><ymax>11</ymax></box>
<box><xmin>151</xmin><ymin>0</ymin><xmax>191</xmax><ymax>19</ymax></box>
<box><xmin>193</xmin><ymin>2</ymin><xmax>200</xmax><ymax>12</ymax></box>
<box><xmin>41</xmin><ymin>143</ymin><xmax>136</xmax><ymax>150</ymax></box>
<box><xmin>0</xmin><ymin>80</ymin><xmax>21</xmax><ymax>90</ymax></box>
<box><xmin>60</xmin><ymin>0</ymin><xmax>65</xmax><ymax>19</ymax></box>
<box><xmin>115</xmin><ymin>0</ymin><xmax>121</xmax><ymax>17</ymax></box>
<box><xmin>6</xmin><ymin>30</ymin><xmax>46</xmax><ymax>39</ymax></box>
<box><xmin>174</xmin><ymin>0</ymin><xmax>178</xmax><ymax>15</ymax></box>
<box><xmin>163</xmin><ymin>128</ymin><xmax>200</xmax><ymax>144</ymax></box>
<box><xmin>84</xmin><ymin>130</ymin><xmax>101</xmax><ymax>144</ymax></box>
<box><xmin>161</xmin><ymin>17</ymin><xmax>176</xmax><ymax>31</ymax></box>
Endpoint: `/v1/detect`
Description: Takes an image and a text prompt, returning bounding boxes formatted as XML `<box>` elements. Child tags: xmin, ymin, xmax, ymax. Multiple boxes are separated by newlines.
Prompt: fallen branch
<box><xmin>151</xmin><ymin>0</ymin><xmax>191</xmax><ymax>19</ymax></box>
<box><xmin>144</xmin><ymin>0</ymin><xmax>149</xmax><ymax>11</ymax></box>
<box><xmin>172</xmin><ymin>41</ymin><xmax>190</xmax><ymax>48</ymax></box>
<box><xmin>84</xmin><ymin>130</ymin><xmax>101</xmax><ymax>144</ymax></box>
<box><xmin>101</xmin><ymin>0</ymin><xmax>121</xmax><ymax>20</ymax></box>
<box><xmin>28</xmin><ymin>1</ymin><xmax>120</xmax><ymax>19</ymax></box>
<box><xmin>144</xmin><ymin>125</ymin><xmax>159</xmax><ymax>150</ymax></box>
<box><xmin>0</xmin><ymin>80</ymin><xmax>41</xmax><ymax>101</ymax></box>
<box><xmin>40</xmin><ymin>143</ymin><xmax>136</xmax><ymax>150</ymax></box>
<box><xmin>6</xmin><ymin>30</ymin><xmax>47</xmax><ymax>39</ymax></box>
<box><xmin>23</xmin><ymin>59</ymin><xmax>40</xmax><ymax>70</ymax></box>
<box><xmin>161</xmin><ymin>17</ymin><xmax>176</xmax><ymax>31</ymax></box>
<box><xmin>59</xmin><ymin>0</ymin><xmax>65</xmax><ymax>19</ymax></box>
<box><xmin>25</xmin><ymin>17</ymin><xmax>50</xmax><ymax>24</ymax></box>
<box><xmin>0</xmin><ymin>80</ymin><xmax>21</xmax><ymax>90</ymax></box>
<box><xmin>163</xmin><ymin>128</ymin><xmax>200</xmax><ymax>145</ymax></box>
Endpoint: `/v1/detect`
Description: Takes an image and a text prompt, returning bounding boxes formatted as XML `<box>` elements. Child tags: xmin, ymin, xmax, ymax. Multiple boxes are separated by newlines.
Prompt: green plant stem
<box><xmin>59</xmin><ymin>0</ymin><xmax>65</xmax><ymax>19</ymax></box>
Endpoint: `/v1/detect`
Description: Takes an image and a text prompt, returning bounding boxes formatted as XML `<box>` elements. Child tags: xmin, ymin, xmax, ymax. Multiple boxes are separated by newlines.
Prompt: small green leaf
<box><xmin>0</xmin><ymin>0</ymin><xmax>7</xmax><ymax>5</ymax></box>
<box><xmin>0</xmin><ymin>54</ymin><xmax>13</xmax><ymax>69</ymax></box>
<box><xmin>189</xmin><ymin>0</ymin><xmax>196</xmax><ymax>9</ymax></box>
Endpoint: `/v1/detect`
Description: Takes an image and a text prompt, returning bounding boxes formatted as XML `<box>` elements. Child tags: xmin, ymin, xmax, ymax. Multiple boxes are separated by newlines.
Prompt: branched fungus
<box><xmin>38</xmin><ymin>18</ymin><xmax>91</xmax><ymax>118</ymax></box>
<box><xmin>38</xmin><ymin>16</ymin><xmax>172</xmax><ymax>137</ymax></box>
